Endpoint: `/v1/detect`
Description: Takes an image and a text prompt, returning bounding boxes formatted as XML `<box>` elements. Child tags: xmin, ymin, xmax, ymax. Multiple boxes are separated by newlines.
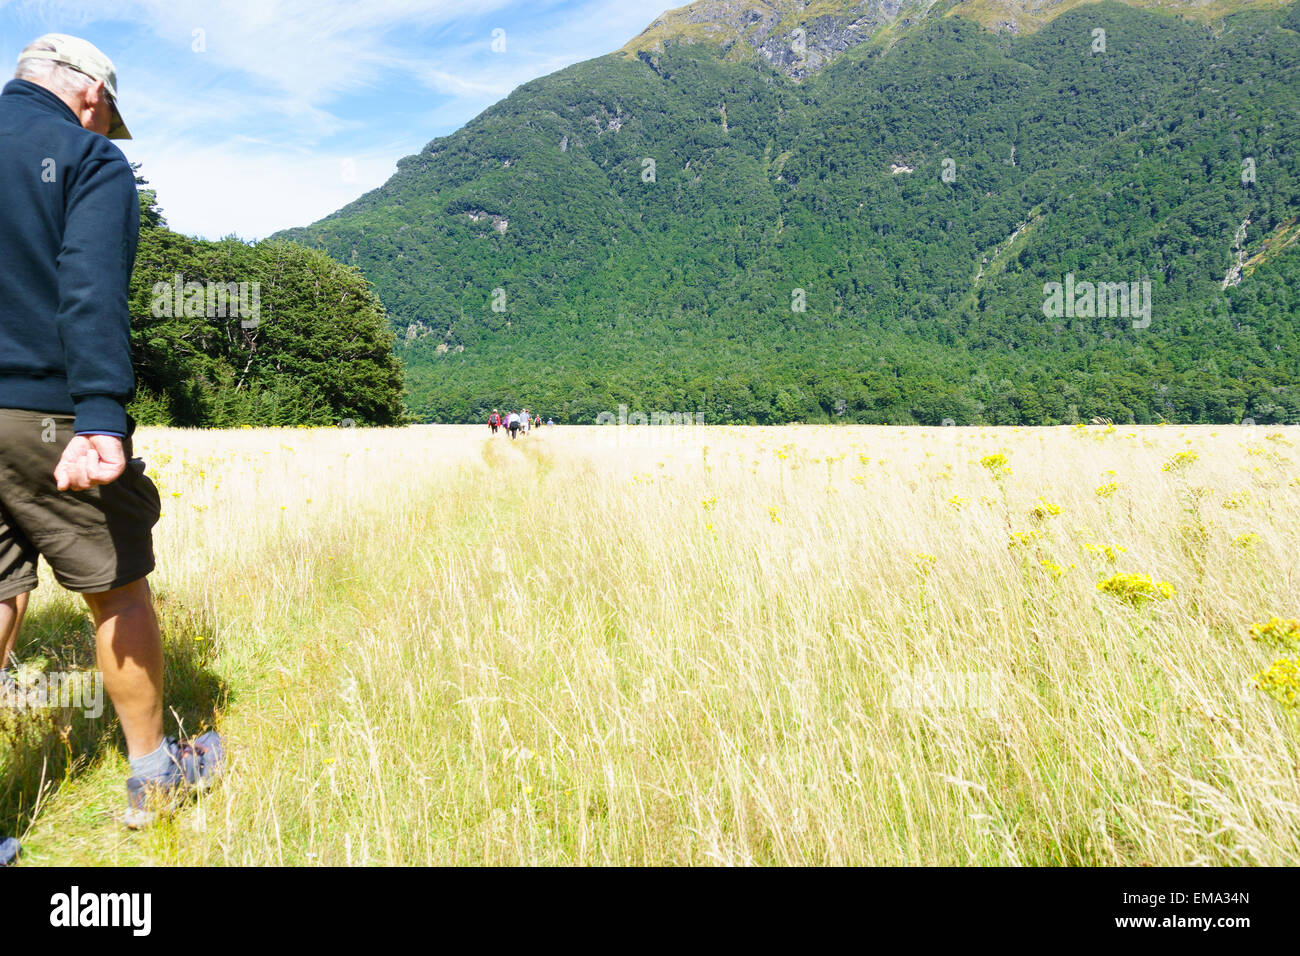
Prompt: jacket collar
<box><xmin>2</xmin><ymin>78</ymin><xmax>81</xmax><ymax>128</ymax></box>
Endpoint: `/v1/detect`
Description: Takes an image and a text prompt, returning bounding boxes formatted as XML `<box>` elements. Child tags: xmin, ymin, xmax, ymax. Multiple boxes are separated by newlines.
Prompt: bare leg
<box><xmin>0</xmin><ymin>591</ymin><xmax>29</xmax><ymax>670</ymax></box>
<box><xmin>83</xmin><ymin>578</ymin><xmax>163</xmax><ymax>760</ymax></box>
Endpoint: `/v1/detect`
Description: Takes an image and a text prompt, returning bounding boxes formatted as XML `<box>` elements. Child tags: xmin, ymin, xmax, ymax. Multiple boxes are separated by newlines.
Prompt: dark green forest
<box><xmin>127</xmin><ymin>172</ymin><xmax>406</xmax><ymax>427</ymax></box>
<box><xmin>278</xmin><ymin>2</ymin><xmax>1300</xmax><ymax>426</ymax></box>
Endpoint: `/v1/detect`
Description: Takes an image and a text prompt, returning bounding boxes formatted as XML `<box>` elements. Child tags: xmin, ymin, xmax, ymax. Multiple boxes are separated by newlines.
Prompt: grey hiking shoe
<box><xmin>124</xmin><ymin>732</ymin><xmax>225</xmax><ymax>829</ymax></box>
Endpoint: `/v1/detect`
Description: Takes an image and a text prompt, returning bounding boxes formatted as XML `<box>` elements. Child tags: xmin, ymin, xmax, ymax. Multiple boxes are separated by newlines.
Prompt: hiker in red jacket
<box><xmin>489</xmin><ymin>409</ymin><xmax>501</xmax><ymax>434</ymax></box>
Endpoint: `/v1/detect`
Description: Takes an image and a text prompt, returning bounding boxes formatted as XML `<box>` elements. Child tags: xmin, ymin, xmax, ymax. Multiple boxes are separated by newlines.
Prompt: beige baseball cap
<box><xmin>16</xmin><ymin>33</ymin><xmax>130</xmax><ymax>139</ymax></box>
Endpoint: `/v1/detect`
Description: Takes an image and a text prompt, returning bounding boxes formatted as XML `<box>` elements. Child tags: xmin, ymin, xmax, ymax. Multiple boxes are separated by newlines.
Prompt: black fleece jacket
<box><xmin>0</xmin><ymin>78</ymin><xmax>139</xmax><ymax>434</ymax></box>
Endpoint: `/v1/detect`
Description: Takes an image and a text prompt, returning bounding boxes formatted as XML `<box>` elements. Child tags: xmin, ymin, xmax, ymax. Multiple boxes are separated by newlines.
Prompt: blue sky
<box><xmin>0</xmin><ymin>0</ymin><xmax>675</xmax><ymax>239</ymax></box>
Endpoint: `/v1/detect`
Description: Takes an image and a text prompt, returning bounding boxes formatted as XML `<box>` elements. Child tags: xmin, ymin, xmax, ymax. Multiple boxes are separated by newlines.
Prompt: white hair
<box><xmin>14</xmin><ymin>39</ymin><xmax>95</xmax><ymax>97</ymax></box>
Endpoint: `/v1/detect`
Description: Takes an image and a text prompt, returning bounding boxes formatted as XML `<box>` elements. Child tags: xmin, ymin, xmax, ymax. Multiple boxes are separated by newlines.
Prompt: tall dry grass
<box><xmin>6</xmin><ymin>422</ymin><xmax>1300</xmax><ymax>865</ymax></box>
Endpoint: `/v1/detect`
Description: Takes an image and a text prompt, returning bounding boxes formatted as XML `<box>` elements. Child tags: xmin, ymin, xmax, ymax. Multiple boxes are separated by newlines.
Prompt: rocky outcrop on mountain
<box><xmin>622</xmin><ymin>0</ymin><xmax>939</xmax><ymax>79</ymax></box>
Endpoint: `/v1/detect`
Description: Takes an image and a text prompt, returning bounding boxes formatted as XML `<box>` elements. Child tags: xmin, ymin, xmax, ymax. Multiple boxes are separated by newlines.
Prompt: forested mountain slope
<box><xmin>278</xmin><ymin>0</ymin><xmax>1300</xmax><ymax>424</ymax></box>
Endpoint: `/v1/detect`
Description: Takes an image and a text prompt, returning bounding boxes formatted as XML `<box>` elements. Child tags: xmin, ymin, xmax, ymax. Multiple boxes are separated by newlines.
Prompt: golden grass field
<box><xmin>3</xmin><ymin>421</ymin><xmax>1299</xmax><ymax>865</ymax></box>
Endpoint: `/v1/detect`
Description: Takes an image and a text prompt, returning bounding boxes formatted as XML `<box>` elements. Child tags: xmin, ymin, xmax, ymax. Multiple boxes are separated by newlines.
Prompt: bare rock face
<box><xmin>623</xmin><ymin>0</ymin><xmax>941</xmax><ymax>79</ymax></box>
<box><xmin>754</xmin><ymin>1</ymin><xmax>929</xmax><ymax>79</ymax></box>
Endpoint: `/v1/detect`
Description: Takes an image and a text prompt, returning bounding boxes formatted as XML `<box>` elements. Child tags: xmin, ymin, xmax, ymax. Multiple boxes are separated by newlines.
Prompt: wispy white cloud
<box><xmin>134</xmin><ymin>141</ymin><xmax>407</xmax><ymax>240</ymax></box>
<box><xmin>2</xmin><ymin>0</ymin><xmax>677</xmax><ymax>237</ymax></box>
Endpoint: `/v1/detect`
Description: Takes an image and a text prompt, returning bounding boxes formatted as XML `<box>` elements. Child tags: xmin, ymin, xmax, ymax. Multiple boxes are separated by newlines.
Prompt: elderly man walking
<box><xmin>0</xmin><ymin>34</ymin><xmax>222</xmax><ymax>839</ymax></box>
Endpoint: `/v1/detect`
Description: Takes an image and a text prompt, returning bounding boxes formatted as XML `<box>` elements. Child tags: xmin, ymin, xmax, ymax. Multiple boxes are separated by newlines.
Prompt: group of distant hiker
<box><xmin>488</xmin><ymin>409</ymin><xmax>552</xmax><ymax>439</ymax></box>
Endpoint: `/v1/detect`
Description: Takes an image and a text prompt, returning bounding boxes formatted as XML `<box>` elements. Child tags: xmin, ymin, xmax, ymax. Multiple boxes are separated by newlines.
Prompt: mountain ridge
<box><xmin>618</xmin><ymin>0</ymin><xmax>1293</xmax><ymax>78</ymax></box>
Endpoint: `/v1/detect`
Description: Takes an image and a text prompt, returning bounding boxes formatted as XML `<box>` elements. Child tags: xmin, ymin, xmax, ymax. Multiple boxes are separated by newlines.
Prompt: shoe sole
<box><xmin>123</xmin><ymin>771</ymin><xmax>221</xmax><ymax>830</ymax></box>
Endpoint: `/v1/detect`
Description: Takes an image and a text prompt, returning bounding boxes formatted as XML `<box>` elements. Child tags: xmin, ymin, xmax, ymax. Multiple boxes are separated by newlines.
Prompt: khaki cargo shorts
<box><xmin>0</xmin><ymin>409</ymin><xmax>161</xmax><ymax>601</ymax></box>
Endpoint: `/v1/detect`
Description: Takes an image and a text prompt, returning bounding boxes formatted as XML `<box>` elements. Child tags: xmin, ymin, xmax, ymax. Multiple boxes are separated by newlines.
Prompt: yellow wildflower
<box><xmin>1249</xmin><ymin>618</ymin><xmax>1300</xmax><ymax>652</ymax></box>
<box><xmin>1096</xmin><ymin>572</ymin><xmax>1175</xmax><ymax>604</ymax></box>
<box><xmin>1029</xmin><ymin>497</ymin><xmax>1062</xmax><ymax>520</ymax></box>
<box><xmin>1161</xmin><ymin>450</ymin><xmax>1198</xmax><ymax>472</ymax></box>
<box><xmin>1254</xmin><ymin>657</ymin><xmax>1300</xmax><ymax>709</ymax></box>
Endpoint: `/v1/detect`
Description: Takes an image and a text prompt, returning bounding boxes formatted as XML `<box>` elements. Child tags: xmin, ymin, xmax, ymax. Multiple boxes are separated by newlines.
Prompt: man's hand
<box><xmin>54</xmin><ymin>434</ymin><xmax>126</xmax><ymax>491</ymax></box>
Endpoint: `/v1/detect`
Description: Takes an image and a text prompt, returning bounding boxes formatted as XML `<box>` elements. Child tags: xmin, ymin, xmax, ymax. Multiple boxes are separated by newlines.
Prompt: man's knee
<box><xmin>82</xmin><ymin>576</ymin><xmax>152</xmax><ymax>622</ymax></box>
